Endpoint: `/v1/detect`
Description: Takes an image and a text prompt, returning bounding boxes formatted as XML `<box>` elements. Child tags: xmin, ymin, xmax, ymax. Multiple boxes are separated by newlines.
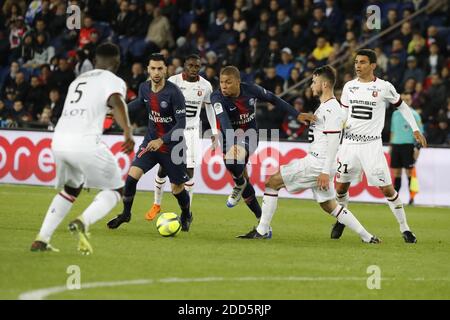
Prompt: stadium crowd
<box><xmin>0</xmin><ymin>0</ymin><xmax>448</xmax><ymax>145</ymax></box>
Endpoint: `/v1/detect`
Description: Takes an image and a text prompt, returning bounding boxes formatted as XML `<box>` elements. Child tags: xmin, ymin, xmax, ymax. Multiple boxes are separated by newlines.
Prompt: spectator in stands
<box><xmin>232</xmin><ymin>9</ymin><xmax>247</xmax><ymax>33</ymax></box>
<box><xmin>207</xmin><ymin>9</ymin><xmax>228</xmax><ymax>43</ymax></box>
<box><xmin>424</xmin><ymin>73</ymin><xmax>447</xmax><ymax>121</ymax></box>
<box><xmin>74</xmin><ymin>49</ymin><xmax>93</xmax><ymax>77</ymax></box>
<box><xmin>127</xmin><ymin>62</ymin><xmax>146</xmax><ymax>95</ymax></box>
<box><xmin>244</xmin><ymin>36</ymin><xmax>263</xmax><ymax>71</ymax></box>
<box><xmin>24</xmin><ymin>32</ymin><xmax>54</xmax><ymax>70</ymax></box>
<box><xmin>1</xmin><ymin>61</ymin><xmax>20</xmax><ymax>96</ymax></box>
<box><xmin>425</xmin><ymin>25</ymin><xmax>447</xmax><ymax>55</ymax></box>
<box><xmin>48</xmin><ymin>88</ymin><xmax>63</xmax><ymax>125</ymax></box>
<box><xmin>311</xmin><ymin>36</ymin><xmax>334</xmax><ymax>64</ymax></box>
<box><xmin>219</xmin><ymin>38</ymin><xmax>243</xmax><ymax>69</ymax></box>
<box><xmin>386</xmin><ymin>54</ymin><xmax>404</xmax><ymax>89</ymax></box>
<box><xmin>10</xmin><ymin>99</ymin><xmax>26</xmax><ymax>124</ymax></box>
<box><xmin>276</xmin><ymin>8</ymin><xmax>291</xmax><ymax>37</ymax></box>
<box><xmin>283</xmin><ymin>21</ymin><xmax>308</xmax><ymax>55</ymax></box>
<box><xmin>426</xmin><ymin>43</ymin><xmax>445</xmax><ymax>75</ymax></box>
<box><xmin>281</xmin><ymin>97</ymin><xmax>307</xmax><ymax>140</ymax></box>
<box><xmin>324</xmin><ymin>0</ymin><xmax>343</xmax><ymax>38</ymax></box>
<box><xmin>402</xmin><ymin>56</ymin><xmax>425</xmax><ymax>88</ymax></box>
<box><xmin>88</xmin><ymin>0</ymin><xmax>117</xmax><ymax>23</ymax></box>
<box><xmin>261</xmin><ymin>39</ymin><xmax>281</xmax><ymax>67</ymax></box>
<box><xmin>426</xmin><ymin>115</ymin><xmax>449</xmax><ymax>145</ymax></box>
<box><xmin>78</xmin><ymin>15</ymin><xmax>97</xmax><ymax>49</ymax></box>
<box><xmin>8</xmin><ymin>16</ymin><xmax>28</xmax><ymax>51</ymax></box>
<box><xmin>398</xmin><ymin>22</ymin><xmax>413</xmax><ymax>48</ymax></box>
<box><xmin>12</xmin><ymin>71</ymin><xmax>28</xmax><ymax>101</ymax></box>
<box><xmin>47</xmin><ymin>57</ymin><xmax>74</xmax><ymax>94</ymax></box>
<box><xmin>48</xmin><ymin>3</ymin><xmax>67</xmax><ymax>37</ymax></box>
<box><xmin>250</xmin><ymin>9</ymin><xmax>270</xmax><ymax>40</ymax></box>
<box><xmin>276</xmin><ymin>47</ymin><xmax>295</xmax><ymax>80</ymax></box>
<box><xmin>262</xmin><ymin>65</ymin><xmax>284</xmax><ymax>93</ymax></box>
<box><xmin>374</xmin><ymin>46</ymin><xmax>389</xmax><ymax>74</ymax></box>
<box><xmin>25</xmin><ymin>75</ymin><xmax>46</xmax><ymax>119</ymax></box>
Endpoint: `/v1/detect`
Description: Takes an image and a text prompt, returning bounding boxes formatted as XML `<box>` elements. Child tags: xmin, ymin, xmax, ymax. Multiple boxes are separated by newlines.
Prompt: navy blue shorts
<box><xmin>132</xmin><ymin>143</ymin><xmax>189</xmax><ymax>185</ymax></box>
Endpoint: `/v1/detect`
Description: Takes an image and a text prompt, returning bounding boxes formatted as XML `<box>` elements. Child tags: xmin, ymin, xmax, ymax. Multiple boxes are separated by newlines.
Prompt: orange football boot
<box><xmin>145</xmin><ymin>204</ymin><xmax>161</xmax><ymax>221</ymax></box>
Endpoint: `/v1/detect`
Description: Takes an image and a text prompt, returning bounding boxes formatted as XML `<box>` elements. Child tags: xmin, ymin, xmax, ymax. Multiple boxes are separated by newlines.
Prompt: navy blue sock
<box><xmin>123</xmin><ymin>175</ymin><xmax>138</xmax><ymax>215</ymax></box>
<box><xmin>242</xmin><ymin>183</ymin><xmax>262</xmax><ymax>219</ymax></box>
<box><xmin>174</xmin><ymin>189</ymin><xmax>190</xmax><ymax>216</ymax></box>
<box><xmin>225</xmin><ymin>162</ymin><xmax>246</xmax><ymax>185</ymax></box>
<box><xmin>394</xmin><ymin>177</ymin><xmax>401</xmax><ymax>192</ymax></box>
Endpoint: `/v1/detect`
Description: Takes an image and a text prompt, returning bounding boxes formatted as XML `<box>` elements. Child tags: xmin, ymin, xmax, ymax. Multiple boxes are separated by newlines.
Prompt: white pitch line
<box><xmin>17</xmin><ymin>276</ymin><xmax>450</xmax><ymax>300</ymax></box>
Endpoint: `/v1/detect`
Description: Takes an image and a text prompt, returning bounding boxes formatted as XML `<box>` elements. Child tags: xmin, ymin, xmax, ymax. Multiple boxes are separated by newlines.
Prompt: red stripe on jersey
<box><xmin>235</xmin><ymin>97</ymin><xmax>248</xmax><ymax>130</ymax></box>
<box><xmin>341</xmin><ymin>103</ymin><xmax>349</xmax><ymax>108</ymax></box>
<box><xmin>150</xmin><ymin>91</ymin><xmax>168</xmax><ymax>153</ymax></box>
<box><xmin>323</xmin><ymin>130</ymin><xmax>341</xmax><ymax>134</ymax></box>
<box><xmin>322</xmin><ymin>97</ymin><xmax>337</xmax><ymax>104</ymax></box>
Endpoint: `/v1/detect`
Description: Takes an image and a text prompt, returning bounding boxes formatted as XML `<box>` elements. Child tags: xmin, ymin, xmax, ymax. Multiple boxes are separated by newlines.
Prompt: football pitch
<box><xmin>1</xmin><ymin>184</ymin><xmax>449</xmax><ymax>300</ymax></box>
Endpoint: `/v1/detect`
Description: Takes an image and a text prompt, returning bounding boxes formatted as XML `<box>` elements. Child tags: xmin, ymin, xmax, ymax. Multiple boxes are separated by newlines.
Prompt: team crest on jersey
<box><xmin>372</xmin><ymin>90</ymin><xmax>378</xmax><ymax>97</ymax></box>
<box><xmin>160</xmin><ymin>101</ymin><xmax>168</xmax><ymax>108</ymax></box>
<box><xmin>197</xmin><ymin>90</ymin><xmax>202</xmax><ymax>96</ymax></box>
<box><xmin>249</xmin><ymin>98</ymin><xmax>255</xmax><ymax>106</ymax></box>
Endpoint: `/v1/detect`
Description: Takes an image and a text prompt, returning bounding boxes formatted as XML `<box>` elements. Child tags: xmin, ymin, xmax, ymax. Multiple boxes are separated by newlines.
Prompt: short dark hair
<box><xmin>220</xmin><ymin>66</ymin><xmax>241</xmax><ymax>80</ymax></box>
<box><xmin>95</xmin><ymin>42</ymin><xmax>120</xmax><ymax>58</ymax></box>
<box><xmin>312</xmin><ymin>65</ymin><xmax>337</xmax><ymax>86</ymax></box>
<box><xmin>185</xmin><ymin>54</ymin><xmax>201</xmax><ymax>61</ymax></box>
<box><xmin>355</xmin><ymin>48</ymin><xmax>377</xmax><ymax>64</ymax></box>
<box><xmin>149</xmin><ymin>53</ymin><xmax>166</xmax><ymax>65</ymax></box>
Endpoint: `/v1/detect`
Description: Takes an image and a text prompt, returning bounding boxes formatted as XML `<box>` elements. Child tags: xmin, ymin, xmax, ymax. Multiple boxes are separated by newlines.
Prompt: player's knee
<box><xmin>187</xmin><ymin>168</ymin><xmax>194</xmax><ymax>179</ymax></box>
<box><xmin>157</xmin><ymin>166</ymin><xmax>167</xmax><ymax>179</ymax></box>
<box><xmin>128</xmin><ymin>166</ymin><xmax>143</xmax><ymax>180</ymax></box>
<box><xmin>64</xmin><ymin>184</ymin><xmax>83</xmax><ymax>198</ymax></box>
<box><xmin>114</xmin><ymin>187</ymin><xmax>124</xmax><ymax>197</ymax></box>
<box><xmin>266</xmin><ymin>172</ymin><xmax>282</xmax><ymax>190</ymax></box>
<box><xmin>335</xmin><ymin>183</ymin><xmax>348</xmax><ymax>195</ymax></box>
<box><xmin>171</xmin><ymin>183</ymin><xmax>184</xmax><ymax>194</ymax></box>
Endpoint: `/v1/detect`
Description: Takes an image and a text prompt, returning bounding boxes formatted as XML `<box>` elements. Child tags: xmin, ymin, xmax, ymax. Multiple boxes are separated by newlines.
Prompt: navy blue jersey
<box><xmin>128</xmin><ymin>80</ymin><xmax>186</xmax><ymax>153</ymax></box>
<box><xmin>210</xmin><ymin>83</ymin><xmax>299</xmax><ymax>133</ymax></box>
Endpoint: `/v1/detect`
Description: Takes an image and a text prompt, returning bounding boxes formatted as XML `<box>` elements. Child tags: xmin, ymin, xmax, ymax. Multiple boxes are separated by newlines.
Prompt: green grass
<box><xmin>1</xmin><ymin>184</ymin><xmax>450</xmax><ymax>300</ymax></box>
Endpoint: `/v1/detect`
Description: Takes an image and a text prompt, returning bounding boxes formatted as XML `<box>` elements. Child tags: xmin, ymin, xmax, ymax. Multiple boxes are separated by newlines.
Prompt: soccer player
<box><xmin>331</xmin><ymin>49</ymin><xmax>427</xmax><ymax>243</ymax></box>
<box><xmin>390</xmin><ymin>93</ymin><xmax>424</xmax><ymax>205</ymax></box>
<box><xmin>30</xmin><ymin>43</ymin><xmax>135</xmax><ymax>254</ymax></box>
<box><xmin>237</xmin><ymin>66</ymin><xmax>380</xmax><ymax>243</ymax></box>
<box><xmin>211</xmin><ymin>66</ymin><xmax>305</xmax><ymax>221</ymax></box>
<box><xmin>107</xmin><ymin>54</ymin><xmax>193</xmax><ymax>231</ymax></box>
<box><xmin>146</xmin><ymin>54</ymin><xmax>218</xmax><ymax>221</ymax></box>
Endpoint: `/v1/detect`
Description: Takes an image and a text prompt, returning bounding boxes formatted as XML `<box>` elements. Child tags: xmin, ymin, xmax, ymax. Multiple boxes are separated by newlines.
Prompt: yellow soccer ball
<box><xmin>156</xmin><ymin>212</ymin><xmax>181</xmax><ymax>237</ymax></box>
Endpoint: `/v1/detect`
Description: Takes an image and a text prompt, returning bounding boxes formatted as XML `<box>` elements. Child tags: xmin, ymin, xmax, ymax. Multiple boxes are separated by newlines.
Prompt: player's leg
<box><xmin>390</xmin><ymin>144</ymin><xmax>403</xmax><ymax>192</ymax></box>
<box><xmin>108</xmin><ymin>143</ymin><xmax>157</xmax><ymax>229</ymax></box>
<box><xmin>318</xmin><ymin>194</ymin><xmax>380</xmax><ymax>243</ymax></box>
<box><xmin>237</xmin><ymin>170</ymin><xmax>285</xmax><ymax>239</ymax></box>
<box><xmin>331</xmin><ymin>143</ymin><xmax>362</xmax><ymax>239</ymax></box>
<box><xmin>223</xmin><ymin>146</ymin><xmax>248</xmax><ymax>207</ymax></box>
<box><xmin>184</xmin><ymin>127</ymin><xmax>198</xmax><ymax>208</ymax></box>
<box><xmin>362</xmin><ymin>142</ymin><xmax>416</xmax><ymax>243</ymax></box>
<box><xmin>31</xmin><ymin>151</ymin><xmax>83</xmax><ymax>252</ymax></box>
<box><xmin>161</xmin><ymin>152</ymin><xmax>192</xmax><ymax>231</ymax></box>
<box><xmin>241</xmin><ymin>168</ymin><xmax>262</xmax><ymax>219</ymax></box>
<box><xmin>145</xmin><ymin>165</ymin><xmax>167</xmax><ymax>221</ymax></box>
<box><xmin>32</xmin><ymin>184</ymin><xmax>82</xmax><ymax>252</ymax></box>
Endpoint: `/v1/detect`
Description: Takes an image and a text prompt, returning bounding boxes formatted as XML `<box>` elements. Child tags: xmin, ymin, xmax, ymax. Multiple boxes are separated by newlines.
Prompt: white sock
<box><xmin>154</xmin><ymin>177</ymin><xmax>166</xmax><ymax>205</ymax></box>
<box><xmin>81</xmin><ymin>190</ymin><xmax>121</xmax><ymax>228</ymax></box>
<box><xmin>256</xmin><ymin>188</ymin><xmax>278</xmax><ymax>235</ymax></box>
<box><xmin>331</xmin><ymin>205</ymin><xmax>373</xmax><ymax>242</ymax></box>
<box><xmin>387</xmin><ymin>192</ymin><xmax>410</xmax><ymax>233</ymax></box>
<box><xmin>38</xmin><ymin>191</ymin><xmax>75</xmax><ymax>243</ymax></box>
<box><xmin>336</xmin><ymin>191</ymin><xmax>349</xmax><ymax>207</ymax></box>
<box><xmin>185</xmin><ymin>178</ymin><xmax>194</xmax><ymax>207</ymax></box>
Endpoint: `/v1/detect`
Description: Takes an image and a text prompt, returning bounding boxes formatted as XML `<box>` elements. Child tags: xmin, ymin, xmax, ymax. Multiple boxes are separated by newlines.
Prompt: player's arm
<box><xmin>211</xmin><ymin>94</ymin><xmax>233</xmax><ymax>132</ymax></box>
<box><xmin>108</xmin><ymin>93</ymin><xmax>135</xmax><ymax>154</ymax></box>
<box><xmin>317</xmin><ymin>108</ymin><xmax>343</xmax><ymax>190</ymax></box>
<box><xmin>339</xmin><ymin>83</ymin><xmax>350</xmax><ymax>119</ymax></box>
<box><xmin>127</xmin><ymin>83</ymin><xmax>146</xmax><ymax>114</ymax></box>
<box><xmin>204</xmin><ymin>84</ymin><xmax>219</xmax><ymax>149</ymax></box>
<box><xmin>251</xmin><ymin>84</ymin><xmax>316</xmax><ymax>123</ymax></box>
<box><xmin>387</xmin><ymin>83</ymin><xmax>427</xmax><ymax>147</ymax></box>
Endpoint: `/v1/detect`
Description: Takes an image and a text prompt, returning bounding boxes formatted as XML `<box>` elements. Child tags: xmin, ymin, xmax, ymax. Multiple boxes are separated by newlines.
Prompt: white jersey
<box><xmin>308</xmin><ymin>97</ymin><xmax>345</xmax><ymax>159</ymax></box>
<box><xmin>53</xmin><ymin>69</ymin><xmax>126</xmax><ymax>150</ymax></box>
<box><xmin>168</xmin><ymin>73</ymin><xmax>216</xmax><ymax>132</ymax></box>
<box><xmin>340</xmin><ymin>77</ymin><xmax>401</xmax><ymax>144</ymax></box>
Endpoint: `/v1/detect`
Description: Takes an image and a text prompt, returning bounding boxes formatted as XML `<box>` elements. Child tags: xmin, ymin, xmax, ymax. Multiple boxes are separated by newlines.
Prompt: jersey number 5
<box><xmin>70</xmin><ymin>82</ymin><xmax>87</xmax><ymax>103</ymax></box>
<box><xmin>351</xmin><ymin>105</ymin><xmax>373</xmax><ymax>120</ymax></box>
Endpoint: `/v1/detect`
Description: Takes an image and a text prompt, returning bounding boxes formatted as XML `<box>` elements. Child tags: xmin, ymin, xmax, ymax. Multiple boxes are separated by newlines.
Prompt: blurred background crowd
<box><xmin>0</xmin><ymin>0</ymin><xmax>448</xmax><ymax>145</ymax></box>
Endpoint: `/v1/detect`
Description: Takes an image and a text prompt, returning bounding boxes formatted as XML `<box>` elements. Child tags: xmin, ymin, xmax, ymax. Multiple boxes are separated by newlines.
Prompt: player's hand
<box><xmin>141</xmin><ymin>138</ymin><xmax>164</xmax><ymax>156</ymax></box>
<box><xmin>121</xmin><ymin>132</ymin><xmax>135</xmax><ymax>155</ymax></box>
<box><xmin>317</xmin><ymin>173</ymin><xmax>330</xmax><ymax>191</ymax></box>
<box><xmin>210</xmin><ymin>134</ymin><xmax>219</xmax><ymax>151</ymax></box>
<box><xmin>297</xmin><ymin>113</ymin><xmax>317</xmax><ymax>124</ymax></box>
<box><xmin>413</xmin><ymin>131</ymin><xmax>427</xmax><ymax>148</ymax></box>
<box><xmin>224</xmin><ymin>144</ymin><xmax>247</xmax><ymax>162</ymax></box>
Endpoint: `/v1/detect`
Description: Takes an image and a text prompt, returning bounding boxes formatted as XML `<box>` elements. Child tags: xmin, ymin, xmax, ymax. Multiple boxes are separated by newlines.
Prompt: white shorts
<box><xmin>280</xmin><ymin>155</ymin><xmax>336</xmax><ymax>203</ymax></box>
<box><xmin>184</xmin><ymin>127</ymin><xmax>200</xmax><ymax>169</ymax></box>
<box><xmin>336</xmin><ymin>140</ymin><xmax>391</xmax><ymax>187</ymax></box>
<box><xmin>53</xmin><ymin>143</ymin><xmax>124</xmax><ymax>190</ymax></box>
